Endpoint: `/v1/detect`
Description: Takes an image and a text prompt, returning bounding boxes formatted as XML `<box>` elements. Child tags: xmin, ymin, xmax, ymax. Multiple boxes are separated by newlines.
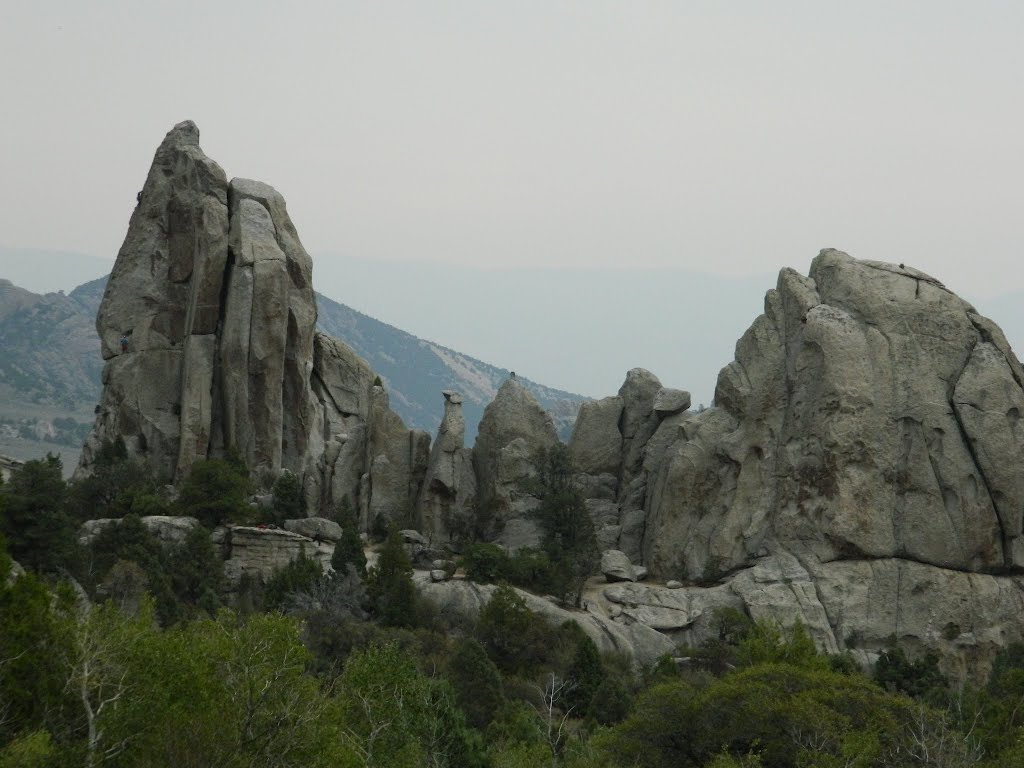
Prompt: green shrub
<box><xmin>462</xmin><ymin>542</ymin><xmax>512</xmax><ymax>583</ymax></box>
<box><xmin>177</xmin><ymin>458</ymin><xmax>252</xmax><ymax>527</ymax></box>
<box><xmin>264</xmin><ymin>548</ymin><xmax>324</xmax><ymax>611</ymax></box>
<box><xmin>873</xmin><ymin>646</ymin><xmax>947</xmax><ymax>701</ymax></box>
<box><xmin>269</xmin><ymin>471</ymin><xmax>306</xmax><ymax>525</ymax></box>
<box><xmin>329</xmin><ymin>500</ymin><xmax>366</xmax><ymax>578</ymax></box>
<box><xmin>447</xmin><ymin>637</ymin><xmax>505</xmax><ymax>730</ymax></box>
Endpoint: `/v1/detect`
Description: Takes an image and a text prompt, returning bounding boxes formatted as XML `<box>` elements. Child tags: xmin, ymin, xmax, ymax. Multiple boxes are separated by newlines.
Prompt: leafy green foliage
<box><xmin>461</xmin><ymin>543</ymin><xmax>559</xmax><ymax>595</ymax></box>
<box><xmin>598</xmin><ymin>662</ymin><xmax>915</xmax><ymax>768</ymax></box>
<box><xmin>66</xmin><ymin>438</ymin><xmax>167</xmax><ymax>523</ymax></box>
<box><xmin>0</xmin><ymin>730</ymin><xmax>56</xmax><ymax>768</ymax></box>
<box><xmin>337</xmin><ymin>642</ymin><xmax>487</xmax><ymax>768</ymax></box>
<box><xmin>0</xmin><ymin>569</ymin><xmax>76</xmax><ymax>744</ymax></box>
<box><xmin>166</xmin><ymin>524</ymin><xmax>224</xmax><ymax>615</ymax></box>
<box><xmin>87</xmin><ymin>514</ymin><xmax>180</xmax><ymax>622</ymax></box>
<box><xmin>476</xmin><ymin>584</ymin><xmax>544</xmax><ymax>675</ymax></box>
<box><xmin>269</xmin><ymin>471</ymin><xmax>306</xmax><ymax>526</ymax></box>
<box><xmin>86</xmin><ymin>515</ymin><xmax>223</xmax><ymax>624</ymax></box>
<box><xmin>447</xmin><ymin>637</ymin><xmax>506</xmax><ymax>730</ymax></box>
<box><xmin>587</xmin><ymin>677</ymin><xmax>632</xmax><ymax>726</ymax></box>
<box><xmin>873</xmin><ymin>645</ymin><xmax>948</xmax><ymax>701</ymax></box>
<box><xmin>176</xmin><ymin>457</ymin><xmax>253</xmax><ymax>527</ymax></box>
<box><xmin>264</xmin><ymin>548</ymin><xmax>324</xmax><ymax>611</ymax></box>
<box><xmin>566</xmin><ymin>633</ymin><xmax>606</xmax><ymax>714</ymax></box>
<box><xmin>736</xmin><ymin>620</ymin><xmax>826</xmax><ymax>671</ymax></box>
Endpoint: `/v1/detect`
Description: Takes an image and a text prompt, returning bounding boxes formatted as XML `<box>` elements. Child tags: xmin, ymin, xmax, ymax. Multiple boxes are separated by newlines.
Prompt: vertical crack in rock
<box><xmin>947</xmin><ymin>337</ymin><xmax>1009</xmax><ymax>568</ymax></box>
<box><xmin>792</xmin><ymin>551</ymin><xmax>841</xmax><ymax>650</ymax></box>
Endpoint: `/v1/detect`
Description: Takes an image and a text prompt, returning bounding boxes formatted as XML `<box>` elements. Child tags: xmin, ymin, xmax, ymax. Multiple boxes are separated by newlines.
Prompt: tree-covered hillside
<box><xmin>3</xmin><ymin>450</ymin><xmax>1024</xmax><ymax>767</ymax></box>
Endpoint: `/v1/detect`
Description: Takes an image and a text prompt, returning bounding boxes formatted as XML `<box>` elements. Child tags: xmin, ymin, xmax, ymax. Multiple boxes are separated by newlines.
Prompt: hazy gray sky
<box><xmin>2</xmin><ymin>2</ymin><xmax>1023</xmax><ymax>399</ymax></box>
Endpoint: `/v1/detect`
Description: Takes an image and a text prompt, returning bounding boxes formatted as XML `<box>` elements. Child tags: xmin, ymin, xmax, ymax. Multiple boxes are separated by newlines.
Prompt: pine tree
<box><xmin>329</xmin><ymin>499</ymin><xmax>367</xmax><ymax>578</ymax></box>
<box><xmin>365</xmin><ymin>525</ymin><xmax>416</xmax><ymax>627</ymax></box>
<box><xmin>447</xmin><ymin>637</ymin><xmax>505</xmax><ymax>730</ymax></box>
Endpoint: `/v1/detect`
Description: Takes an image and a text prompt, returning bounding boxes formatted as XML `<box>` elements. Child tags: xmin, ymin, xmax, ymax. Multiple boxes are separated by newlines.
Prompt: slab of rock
<box><xmin>601</xmin><ymin>550</ymin><xmax>638</xmax><ymax>582</ymax></box>
<box><xmin>494</xmin><ymin>518</ymin><xmax>542</xmax><ymax>552</ymax></box>
<box><xmin>78</xmin><ymin>121</ymin><xmax>229</xmax><ymax>482</ymax></box>
<box><xmin>473</xmin><ymin>379</ymin><xmax>558</xmax><ymax>537</ymax></box>
<box><xmin>642</xmin><ymin>251</ymin><xmax>1021</xmax><ymax>580</ymax></box>
<box><xmin>283</xmin><ymin>517</ymin><xmax>344</xmax><ymax>542</ymax></box>
<box><xmin>605</xmin><ymin>581</ymin><xmax>742</xmax><ymax>635</ymax></box>
<box><xmin>415</xmin><ymin>575</ymin><xmax>674</xmax><ymax>667</ymax></box>
<box><xmin>222</xmin><ymin>525</ymin><xmax>332</xmax><ymax>587</ymax></box>
<box><xmin>652</xmin><ymin>388</ymin><xmax>691</xmax><ymax>417</ymax></box>
<box><xmin>568</xmin><ymin>396</ymin><xmax>623</xmax><ymax>476</ymax></box>
<box><xmin>79</xmin><ymin>515</ymin><xmax>200</xmax><ymax>547</ymax></box>
<box><xmin>76</xmin><ymin>121</ymin><xmax>424</xmax><ymax>535</ymax></box>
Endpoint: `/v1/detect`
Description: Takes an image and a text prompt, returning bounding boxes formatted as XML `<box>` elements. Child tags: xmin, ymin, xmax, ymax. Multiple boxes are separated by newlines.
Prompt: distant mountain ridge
<box><xmin>0</xmin><ymin>277</ymin><xmax>106</xmax><ymax>409</ymax></box>
<box><xmin>0</xmin><ymin>275</ymin><xmax>585</xmax><ymax>445</ymax></box>
<box><xmin>315</xmin><ymin>294</ymin><xmax>583</xmax><ymax>441</ymax></box>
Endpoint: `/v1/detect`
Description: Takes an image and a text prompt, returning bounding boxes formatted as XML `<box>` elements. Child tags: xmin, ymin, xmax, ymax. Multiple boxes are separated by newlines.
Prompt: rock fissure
<box><xmin>947</xmin><ymin>339</ymin><xmax>1009</xmax><ymax>567</ymax></box>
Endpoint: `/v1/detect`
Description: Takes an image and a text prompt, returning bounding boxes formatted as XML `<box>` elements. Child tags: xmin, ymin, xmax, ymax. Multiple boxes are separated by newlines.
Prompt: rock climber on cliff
<box><xmin>120</xmin><ymin>334</ymin><xmax>129</xmax><ymax>354</ymax></box>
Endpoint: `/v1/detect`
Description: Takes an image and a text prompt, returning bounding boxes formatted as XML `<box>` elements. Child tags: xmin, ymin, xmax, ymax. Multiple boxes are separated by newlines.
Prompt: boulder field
<box><xmin>77</xmin><ymin>123</ymin><xmax>1024</xmax><ymax>679</ymax></box>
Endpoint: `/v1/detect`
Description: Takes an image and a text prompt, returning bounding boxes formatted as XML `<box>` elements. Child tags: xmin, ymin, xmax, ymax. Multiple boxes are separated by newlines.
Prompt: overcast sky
<box><xmin>2</xmin><ymin>2</ymin><xmax>1022</xmax><ymax>400</ymax></box>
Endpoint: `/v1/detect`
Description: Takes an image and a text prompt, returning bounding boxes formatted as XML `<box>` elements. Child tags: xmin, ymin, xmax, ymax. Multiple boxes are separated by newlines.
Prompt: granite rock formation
<box><xmin>569</xmin><ymin>250</ymin><xmax>1024</xmax><ymax>679</ymax></box>
<box><xmin>76</xmin><ymin>122</ymin><xmax>430</xmax><ymax>532</ymax></box>
<box><xmin>473</xmin><ymin>378</ymin><xmax>560</xmax><ymax>547</ymax></box>
<box><xmin>74</xmin><ymin>123</ymin><xmax>1024</xmax><ymax>679</ymax></box>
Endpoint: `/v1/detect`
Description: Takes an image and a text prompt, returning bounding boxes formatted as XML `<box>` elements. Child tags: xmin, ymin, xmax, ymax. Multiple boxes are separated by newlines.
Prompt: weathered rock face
<box><xmin>643</xmin><ymin>251</ymin><xmax>1024</xmax><ymax>579</ymax></box>
<box><xmin>472</xmin><ymin>379</ymin><xmax>559</xmax><ymax>541</ymax></box>
<box><xmin>218</xmin><ymin>178</ymin><xmax>318</xmax><ymax>480</ymax></box>
<box><xmin>417</xmin><ymin>391</ymin><xmax>476</xmax><ymax>545</ymax></box>
<box><xmin>79</xmin><ymin>515</ymin><xmax>201</xmax><ymax>547</ymax></box>
<box><xmin>81</xmin><ymin>121</ymin><xmax>229</xmax><ymax>482</ymax></box>
<box><xmin>221</xmin><ymin>526</ymin><xmax>333</xmax><ymax>588</ymax></box>
<box><xmin>414</xmin><ymin>574</ymin><xmax>674</xmax><ymax>667</ymax></box>
<box><xmin>575</xmin><ymin>250</ymin><xmax>1024</xmax><ymax>680</ymax></box>
<box><xmin>77</xmin><ymin>122</ymin><xmax>427</xmax><ymax>528</ymax></box>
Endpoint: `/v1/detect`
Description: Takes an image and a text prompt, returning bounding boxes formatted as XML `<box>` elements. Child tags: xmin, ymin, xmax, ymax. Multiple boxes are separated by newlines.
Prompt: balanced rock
<box><xmin>652</xmin><ymin>387</ymin><xmax>691</xmax><ymax>417</ymax></box>
<box><xmin>282</xmin><ymin>517</ymin><xmax>344</xmax><ymax>542</ymax></box>
<box><xmin>601</xmin><ymin>549</ymin><xmax>638</xmax><ymax>582</ymax></box>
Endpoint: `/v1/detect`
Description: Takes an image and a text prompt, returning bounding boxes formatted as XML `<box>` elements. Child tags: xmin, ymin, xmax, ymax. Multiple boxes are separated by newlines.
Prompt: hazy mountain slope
<box><xmin>0</xmin><ymin>276</ymin><xmax>584</xmax><ymax>455</ymax></box>
<box><xmin>0</xmin><ymin>277</ymin><xmax>105</xmax><ymax>408</ymax></box>
<box><xmin>313</xmin><ymin>293</ymin><xmax>584</xmax><ymax>441</ymax></box>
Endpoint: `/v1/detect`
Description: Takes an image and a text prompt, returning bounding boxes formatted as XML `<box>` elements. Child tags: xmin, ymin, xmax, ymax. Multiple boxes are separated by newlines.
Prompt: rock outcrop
<box><xmin>473</xmin><ymin>379</ymin><xmax>559</xmax><ymax>545</ymax></box>
<box><xmin>79</xmin><ymin>515</ymin><xmax>201</xmax><ymax>547</ymax></box>
<box><xmin>414</xmin><ymin>574</ymin><xmax>674</xmax><ymax>666</ymax></box>
<box><xmin>220</xmin><ymin>526</ymin><xmax>333</xmax><ymax>588</ymax></box>
<box><xmin>570</xmin><ymin>250</ymin><xmax>1024</xmax><ymax>680</ymax></box>
<box><xmin>74</xmin><ymin>124</ymin><xmax>1024</xmax><ymax>680</ymax></box>
<box><xmin>77</xmin><ymin>122</ymin><xmax>430</xmax><ymax>530</ymax></box>
<box><xmin>417</xmin><ymin>391</ymin><xmax>476</xmax><ymax>545</ymax></box>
